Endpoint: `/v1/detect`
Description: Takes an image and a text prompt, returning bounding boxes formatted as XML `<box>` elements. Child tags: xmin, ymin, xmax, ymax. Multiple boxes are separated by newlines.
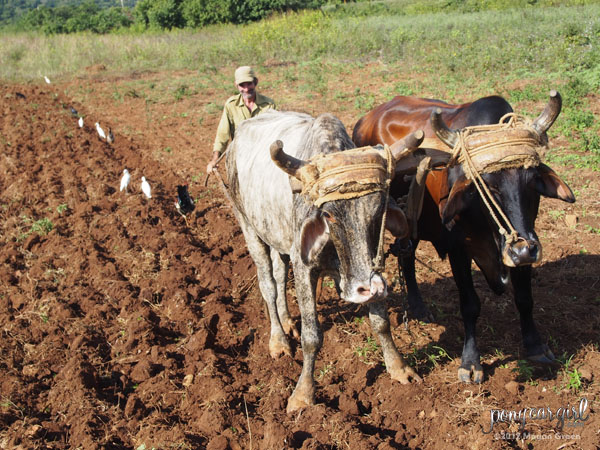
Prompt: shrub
<box><xmin>146</xmin><ymin>0</ymin><xmax>185</xmax><ymax>30</ymax></box>
<box><xmin>182</xmin><ymin>0</ymin><xmax>231</xmax><ymax>27</ymax></box>
<box><xmin>17</xmin><ymin>1</ymin><xmax>132</xmax><ymax>34</ymax></box>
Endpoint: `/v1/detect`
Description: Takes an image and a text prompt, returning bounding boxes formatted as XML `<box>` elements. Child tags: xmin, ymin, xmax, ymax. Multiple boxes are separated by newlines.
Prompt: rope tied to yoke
<box><xmin>447</xmin><ymin>113</ymin><xmax>544</xmax><ymax>245</ymax></box>
<box><xmin>297</xmin><ymin>144</ymin><xmax>396</xmax><ymax>273</ymax></box>
<box><xmin>373</xmin><ymin>144</ymin><xmax>394</xmax><ymax>273</ymax></box>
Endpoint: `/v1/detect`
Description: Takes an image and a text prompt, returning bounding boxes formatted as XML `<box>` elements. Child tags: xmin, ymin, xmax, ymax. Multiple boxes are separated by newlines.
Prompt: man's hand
<box><xmin>206</xmin><ymin>151</ymin><xmax>220</xmax><ymax>174</ymax></box>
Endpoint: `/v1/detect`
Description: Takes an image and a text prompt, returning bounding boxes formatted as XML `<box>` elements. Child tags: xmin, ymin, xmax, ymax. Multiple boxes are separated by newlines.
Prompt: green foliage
<box><xmin>181</xmin><ymin>0</ymin><xmax>230</xmax><ymax>27</ymax></box>
<box><xmin>231</xmin><ymin>0</ymin><xmax>324</xmax><ymax>24</ymax></box>
<box><xmin>18</xmin><ymin>216</ymin><xmax>54</xmax><ymax>240</ymax></box>
<box><xmin>0</xmin><ymin>0</ymin><xmax>138</xmax><ymax>26</ymax></box>
<box><xmin>174</xmin><ymin>84</ymin><xmax>193</xmax><ymax>101</ymax></box>
<box><xmin>512</xmin><ymin>359</ymin><xmax>534</xmax><ymax>382</ymax></box>
<box><xmin>136</xmin><ymin>0</ymin><xmax>184</xmax><ymax>30</ymax></box>
<box><xmin>17</xmin><ymin>1</ymin><xmax>133</xmax><ymax>34</ymax></box>
<box><xmin>4</xmin><ymin>0</ymin><xmax>329</xmax><ymax>32</ymax></box>
<box><xmin>564</xmin><ymin>368</ymin><xmax>583</xmax><ymax>392</ymax></box>
<box><xmin>408</xmin><ymin>344</ymin><xmax>453</xmax><ymax>371</ymax></box>
<box><xmin>133</xmin><ymin>0</ymin><xmax>328</xmax><ymax>31</ymax></box>
<box><xmin>316</xmin><ymin>363</ymin><xmax>333</xmax><ymax>380</ymax></box>
<box><xmin>354</xmin><ymin>336</ymin><xmax>380</xmax><ymax>361</ymax></box>
<box><xmin>353</xmin><ymin>88</ymin><xmax>376</xmax><ymax>113</ymax></box>
<box><xmin>324</xmin><ymin>0</ymin><xmax>600</xmax><ymax>17</ymax></box>
<box><xmin>558</xmin><ymin>353</ymin><xmax>583</xmax><ymax>392</ymax></box>
<box><xmin>31</xmin><ymin>218</ymin><xmax>54</xmax><ymax>236</ymax></box>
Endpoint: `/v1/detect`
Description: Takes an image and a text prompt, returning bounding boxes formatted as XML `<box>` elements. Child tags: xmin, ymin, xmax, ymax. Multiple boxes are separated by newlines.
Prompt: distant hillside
<box><xmin>0</xmin><ymin>0</ymin><xmax>138</xmax><ymax>25</ymax></box>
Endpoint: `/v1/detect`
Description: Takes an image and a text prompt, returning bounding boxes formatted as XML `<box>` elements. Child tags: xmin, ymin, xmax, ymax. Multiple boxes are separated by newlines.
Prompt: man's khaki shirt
<box><xmin>212</xmin><ymin>92</ymin><xmax>276</xmax><ymax>154</ymax></box>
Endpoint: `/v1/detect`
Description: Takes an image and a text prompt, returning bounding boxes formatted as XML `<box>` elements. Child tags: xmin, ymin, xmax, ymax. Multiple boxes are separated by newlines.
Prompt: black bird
<box><xmin>107</xmin><ymin>127</ymin><xmax>114</xmax><ymax>144</ymax></box>
<box><xmin>70</xmin><ymin>106</ymin><xmax>78</xmax><ymax>116</ymax></box>
<box><xmin>16</xmin><ymin>92</ymin><xmax>26</xmax><ymax>99</ymax></box>
<box><xmin>175</xmin><ymin>185</ymin><xmax>195</xmax><ymax>218</ymax></box>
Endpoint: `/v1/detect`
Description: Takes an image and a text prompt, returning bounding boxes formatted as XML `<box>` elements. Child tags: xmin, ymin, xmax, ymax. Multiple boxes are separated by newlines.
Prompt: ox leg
<box><xmin>396</xmin><ymin>239</ymin><xmax>434</xmax><ymax>322</ymax></box>
<box><xmin>271</xmin><ymin>249</ymin><xmax>299</xmax><ymax>338</ymax></box>
<box><xmin>511</xmin><ymin>266</ymin><xmax>554</xmax><ymax>363</ymax></box>
<box><xmin>286</xmin><ymin>266</ymin><xmax>322</xmax><ymax>413</ymax></box>
<box><xmin>449</xmin><ymin>249</ymin><xmax>484</xmax><ymax>383</ymax></box>
<box><xmin>369</xmin><ymin>300</ymin><xmax>422</xmax><ymax>384</ymax></box>
<box><xmin>238</xmin><ymin>223</ymin><xmax>291</xmax><ymax>359</ymax></box>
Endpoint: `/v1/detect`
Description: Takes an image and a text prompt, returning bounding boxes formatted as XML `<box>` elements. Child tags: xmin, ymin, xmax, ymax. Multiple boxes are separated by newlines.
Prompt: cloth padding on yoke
<box><xmin>297</xmin><ymin>146</ymin><xmax>392</xmax><ymax>207</ymax></box>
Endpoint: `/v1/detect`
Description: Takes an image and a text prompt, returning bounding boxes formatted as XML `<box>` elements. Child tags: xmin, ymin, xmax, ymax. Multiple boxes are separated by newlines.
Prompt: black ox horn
<box><xmin>532</xmin><ymin>90</ymin><xmax>562</xmax><ymax>136</ymax></box>
<box><xmin>270</xmin><ymin>140</ymin><xmax>306</xmax><ymax>179</ymax></box>
<box><xmin>431</xmin><ymin>108</ymin><xmax>459</xmax><ymax>149</ymax></box>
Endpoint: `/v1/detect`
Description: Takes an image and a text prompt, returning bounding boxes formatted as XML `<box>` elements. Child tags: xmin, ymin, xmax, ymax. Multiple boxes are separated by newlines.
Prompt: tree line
<box><xmin>2</xmin><ymin>0</ymin><xmax>330</xmax><ymax>34</ymax></box>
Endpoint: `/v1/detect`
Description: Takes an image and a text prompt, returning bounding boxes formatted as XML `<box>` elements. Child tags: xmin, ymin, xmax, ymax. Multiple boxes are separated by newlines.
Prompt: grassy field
<box><xmin>1</xmin><ymin>2</ymin><xmax>599</xmax><ymax>169</ymax></box>
<box><xmin>1</xmin><ymin>3</ymin><xmax>598</xmax><ymax>82</ymax></box>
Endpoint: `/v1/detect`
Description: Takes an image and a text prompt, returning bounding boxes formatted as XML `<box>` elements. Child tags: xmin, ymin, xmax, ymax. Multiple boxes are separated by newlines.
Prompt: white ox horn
<box><xmin>270</xmin><ymin>140</ymin><xmax>306</xmax><ymax>180</ymax></box>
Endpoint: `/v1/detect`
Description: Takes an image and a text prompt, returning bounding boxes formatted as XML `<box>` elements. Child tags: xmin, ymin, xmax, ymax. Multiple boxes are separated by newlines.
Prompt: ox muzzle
<box><xmin>502</xmin><ymin>236</ymin><xmax>542</xmax><ymax>267</ymax></box>
<box><xmin>340</xmin><ymin>272</ymin><xmax>387</xmax><ymax>304</ymax></box>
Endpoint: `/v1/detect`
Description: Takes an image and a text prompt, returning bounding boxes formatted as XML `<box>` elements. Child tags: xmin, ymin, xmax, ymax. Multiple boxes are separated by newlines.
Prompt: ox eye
<box><xmin>488</xmin><ymin>187</ymin><xmax>502</xmax><ymax>200</ymax></box>
<box><xmin>321</xmin><ymin>211</ymin><xmax>336</xmax><ymax>223</ymax></box>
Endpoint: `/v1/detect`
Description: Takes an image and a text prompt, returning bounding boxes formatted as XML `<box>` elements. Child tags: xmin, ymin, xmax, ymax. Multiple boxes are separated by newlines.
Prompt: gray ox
<box><xmin>225</xmin><ymin>110</ymin><xmax>422</xmax><ymax>412</ymax></box>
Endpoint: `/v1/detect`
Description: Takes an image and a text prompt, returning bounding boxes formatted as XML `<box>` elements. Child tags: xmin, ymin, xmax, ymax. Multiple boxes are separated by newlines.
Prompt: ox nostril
<box><xmin>370</xmin><ymin>274</ymin><xmax>386</xmax><ymax>296</ymax></box>
<box><xmin>529</xmin><ymin>242</ymin><xmax>537</xmax><ymax>255</ymax></box>
<box><xmin>528</xmin><ymin>240</ymin><xmax>542</xmax><ymax>261</ymax></box>
<box><xmin>357</xmin><ymin>285</ymin><xmax>370</xmax><ymax>297</ymax></box>
<box><xmin>509</xmin><ymin>239</ymin><xmax>542</xmax><ymax>265</ymax></box>
<box><xmin>351</xmin><ymin>274</ymin><xmax>387</xmax><ymax>302</ymax></box>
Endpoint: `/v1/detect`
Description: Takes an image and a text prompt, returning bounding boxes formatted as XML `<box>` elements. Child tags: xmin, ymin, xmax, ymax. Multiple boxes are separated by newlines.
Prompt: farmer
<box><xmin>206</xmin><ymin>66</ymin><xmax>277</xmax><ymax>173</ymax></box>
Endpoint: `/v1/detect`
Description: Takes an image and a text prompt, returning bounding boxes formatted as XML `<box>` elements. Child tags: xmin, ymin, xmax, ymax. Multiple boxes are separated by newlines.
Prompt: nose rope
<box><xmin>372</xmin><ymin>144</ymin><xmax>395</xmax><ymax>273</ymax></box>
<box><xmin>457</xmin><ymin>132</ymin><xmax>519</xmax><ymax>245</ymax></box>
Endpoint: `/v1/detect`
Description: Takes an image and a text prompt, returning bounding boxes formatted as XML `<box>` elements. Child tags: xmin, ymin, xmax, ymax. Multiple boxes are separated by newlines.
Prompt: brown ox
<box><xmin>353</xmin><ymin>92</ymin><xmax>575</xmax><ymax>382</ymax></box>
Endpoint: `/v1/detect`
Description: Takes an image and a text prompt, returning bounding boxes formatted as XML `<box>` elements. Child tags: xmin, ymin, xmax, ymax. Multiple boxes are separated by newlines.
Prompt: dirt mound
<box><xmin>0</xmin><ymin>80</ymin><xmax>599</xmax><ymax>449</ymax></box>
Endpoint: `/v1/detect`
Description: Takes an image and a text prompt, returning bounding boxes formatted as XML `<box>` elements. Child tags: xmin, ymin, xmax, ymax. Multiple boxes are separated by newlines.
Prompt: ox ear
<box><xmin>534</xmin><ymin>163</ymin><xmax>575</xmax><ymax>203</ymax></box>
<box><xmin>300</xmin><ymin>211</ymin><xmax>331</xmax><ymax>265</ymax></box>
<box><xmin>441</xmin><ymin>175</ymin><xmax>473</xmax><ymax>225</ymax></box>
<box><xmin>385</xmin><ymin>199</ymin><xmax>410</xmax><ymax>238</ymax></box>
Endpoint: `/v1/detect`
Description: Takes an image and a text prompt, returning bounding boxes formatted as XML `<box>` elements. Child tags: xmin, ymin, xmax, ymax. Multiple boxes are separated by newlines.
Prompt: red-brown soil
<box><xmin>1</xmin><ymin>68</ymin><xmax>599</xmax><ymax>449</ymax></box>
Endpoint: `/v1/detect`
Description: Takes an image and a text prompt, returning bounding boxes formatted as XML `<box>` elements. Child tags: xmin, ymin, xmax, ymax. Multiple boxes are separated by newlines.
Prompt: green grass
<box><xmin>1</xmin><ymin>4</ymin><xmax>599</xmax><ymax>84</ymax></box>
<box><xmin>511</xmin><ymin>359</ymin><xmax>535</xmax><ymax>382</ymax></box>
<box><xmin>557</xmin><ymin>353</ymin><xmax>584</xmax><ymax>392</ymax></box>
<box><xmin>354</xmin><ymin>335</ymin><xmax>380</xmax><ymax>362</ymax></box>
<box><xmin>17</xmin><ymin>215</ymin><xmax>54</xmax><ymax>240</ymax></box>
<box><xmin>408</xmin><ymin>343</ymin><xmax>453</xmax><ymax>371</ymax></box>
<box><xmin>31</xmin><ymin>218</ymin><xmax>54</xmax><ymax>236</ymax></box>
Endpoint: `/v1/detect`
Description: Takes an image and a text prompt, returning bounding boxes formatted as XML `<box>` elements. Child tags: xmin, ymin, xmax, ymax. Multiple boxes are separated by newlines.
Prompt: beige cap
<box><xmin>234</xmin><ymin>66</ymin><xmax>256</xmax><ymax>85</ymax></box>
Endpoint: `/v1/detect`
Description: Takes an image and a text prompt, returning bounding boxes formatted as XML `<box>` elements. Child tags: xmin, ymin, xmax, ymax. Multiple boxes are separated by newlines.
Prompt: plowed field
<box><xmin>1</xmin><ymin>68</ymin><xmax>599</xmax><ymax>449</ymax></box>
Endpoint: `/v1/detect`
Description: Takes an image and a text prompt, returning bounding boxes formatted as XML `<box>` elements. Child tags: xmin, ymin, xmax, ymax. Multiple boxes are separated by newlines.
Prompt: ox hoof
<box><xmin>390</xmin><ymin>365</ymin><xmax>422</xmax><ymax>384</ymax></box>
<box><xmin>269</xmin><ymin>335</ymin><xmax>292</xmax><ymax>359</ymax></box>
<box><xmin>286</xmin><ymin>390</ymin><xmax>315</xmax><ymax>414</ymax></box>
<box><xmin>458</xmin><ymin>364</ymin><xmax>484</xmax><ymax>384</ymax></box>
<box><xmin>527</xmin><ymin>345</ymin><xmax>555</xmax><ymax>364</ymax></box>
<box><xmin>407</xmin><ymin>298</ymin><xmax>434</xmax><ymax>323</ymax></box>
<box><xmin>411</xmin><ymin>305</ymin><xmax>434</xmax><ymax>323</ymax></box>
<box><xmin>282</xmin><ymin>318</ymin><xmax>300</xmax><ymax>339</ymax></box>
